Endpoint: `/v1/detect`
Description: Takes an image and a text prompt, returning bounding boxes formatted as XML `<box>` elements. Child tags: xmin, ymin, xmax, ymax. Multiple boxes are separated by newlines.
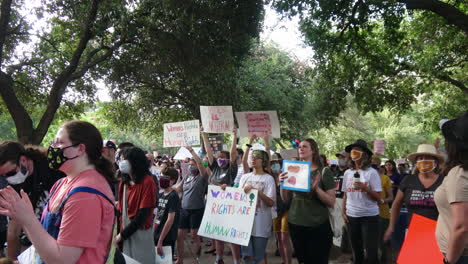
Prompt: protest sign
<box><xmin>208</xmin><ymin>135</ymin><xmax>223</xmax><ymax>152</ymax></box>
<box><xmin>173</xmin><ymin>147</ymin><xmax>202</xmax><ymax>160</ymax></box>
<box><xmin>397</xmin><ymin>214</ymin><xmax>443</xmax><ymax>264</ymax></box>
<box><xmin>163</xmin><ymin>120</ymin><xmax>200</xmax><ymax>148</ymax></box>
<box><xmin>235</xmin><ymin>111</ymin><xmax>281</xmax><ymax>138</ymax></box>
<box><xmin>280</xmin><ymin>148</ymin><xmax>298</xmax><ymax>160</ymax></box>
<box><xmin>198</xmin><ymin>186</ymin><xmax>258</xmax><ymax>246</ymax></box>
<box><xmin>280</xmin><ymin>160</ymin><xmax>311</xmax><ymax>192</ymax></box>
<box><xmin>200</xmin><ymin>106</ymin><xmax>235</xmax><ymax>133</ymax></box>
<box><xmin>396</xmin><ymin>158</ymin><xmax>406</xmax><ymax>165</ymax></box>
<box><xmin>374</xmin><ymin>140</ymin><xmax>386</xmax><ymax>155</ymax></box>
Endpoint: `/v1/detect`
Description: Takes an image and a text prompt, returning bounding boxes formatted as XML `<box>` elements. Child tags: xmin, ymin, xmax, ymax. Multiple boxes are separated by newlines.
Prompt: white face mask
<box><xmin>6</xmin><ymin>164</ymin><xmax>29</xmax><ymax>185</ymax></box>
<box><xmin>119</xmin><ymin>160</ymin><xmax>132</xmax><ymax>174</ymax></box>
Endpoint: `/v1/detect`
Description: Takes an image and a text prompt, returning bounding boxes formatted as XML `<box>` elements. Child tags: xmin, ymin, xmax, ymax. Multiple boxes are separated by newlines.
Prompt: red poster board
<box><xmin>397</xmin><ymin>214</ymin><xmax>444</xmax><ymax>264</ymax></box>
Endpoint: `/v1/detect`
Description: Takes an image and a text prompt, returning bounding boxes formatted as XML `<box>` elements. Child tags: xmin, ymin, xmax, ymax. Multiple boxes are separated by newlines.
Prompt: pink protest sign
<box><xmin>235</xmin><ymin>111</ymin><xmax>281</xmax><ymax>138</ymax></box>
<box><xmin>374</xmin><ymin>140</ymin><xmax>386</xmax><ymax>155</ymax></box>
<box><xmin>200</xmin><ymin>106</ymin><xmax>234</xmax><ymax>133</ymax></box>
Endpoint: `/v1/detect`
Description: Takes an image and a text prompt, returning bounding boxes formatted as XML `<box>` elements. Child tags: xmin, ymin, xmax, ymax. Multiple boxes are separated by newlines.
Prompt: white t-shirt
<box><xmin>342</xmin><ymin>167</ymin><xmax>382</xmax><ymax>217</ymax></box>
<box><xmin>239</xmin><ymin>172</ymin><xmax>276</xmax><ymax>238</ymax></box>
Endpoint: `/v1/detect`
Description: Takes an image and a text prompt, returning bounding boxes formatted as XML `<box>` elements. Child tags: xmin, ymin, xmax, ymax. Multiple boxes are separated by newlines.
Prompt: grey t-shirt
<box><xmin>181</xmin><ymin>173</ymin><xmax>208</xmax><ymax>209</ymax></box>
<box><xmin>209</xmin><ymin>160</ymin><xmax>238</xmax><ymax>186</ymax></box>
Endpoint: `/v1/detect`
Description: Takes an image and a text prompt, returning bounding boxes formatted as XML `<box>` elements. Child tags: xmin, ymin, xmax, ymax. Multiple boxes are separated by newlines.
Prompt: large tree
<box><xmin>0</xmin><ymin>0</ymin><xmax>131</xmax><ymax>144</ymax></box>
<box><xmin>272</xmin><ymin>0</ymin><xmax>467</xmax><ymax>115</ymax></box>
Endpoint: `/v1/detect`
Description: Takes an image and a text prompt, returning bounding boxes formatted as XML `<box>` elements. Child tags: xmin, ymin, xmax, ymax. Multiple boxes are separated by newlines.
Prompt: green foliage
<box><xmin>272</xmin><ymin>0</ymin><xmax>468</xmax><ymax>117</ymax></box>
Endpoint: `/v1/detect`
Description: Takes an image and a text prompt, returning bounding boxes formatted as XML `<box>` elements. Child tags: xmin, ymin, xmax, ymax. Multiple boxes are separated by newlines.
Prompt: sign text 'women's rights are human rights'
<box><xmin>163</xmin><ymin>120</ymin><xmax>200</xmax><ymax>148</ymax></box>
<box><xmin>198</xmin><ymin>186</ymin><xmax>258</xmax><ymax>246</ymax></box>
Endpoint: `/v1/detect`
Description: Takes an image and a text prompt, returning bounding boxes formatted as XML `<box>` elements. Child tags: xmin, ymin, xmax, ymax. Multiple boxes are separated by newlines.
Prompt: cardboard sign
<box><xmin>163</xmin><ymin>120</ymin><xmax>200</xmax><ymax>148</ymax></box>
<box><xmin>280</xmin><ymin>148</ymin><xmax>298</xmax><ymax>160</ymax></box>
<box><xmin>374</xmin><ymin>140</ymin><xmax>386</xmax><ymax>155</ymax></box>
<box><xmin>397</xmin><ymin>214</ymin><xmax>443</xmax><ymax>264</ymax></box>
<box><xmin>198</xmin><ymin>186</ymin><xmax>258</xmax><ymax>246</ymax></box>
<box><xmin>280</xmin><ymin>160</ymin><xmax>311</xmax><ymax>192</ymax></box>
<box><xmin>173</xmin><ymin>147</ymin><xmax>202</xmax><ymax>160</ymax></box>
<box><xmin>235</xmin><ymin>111</ymin><xmax>281</xmax><ymax>138</ymax></box>
<box><xmin>208</xmin><ymin>135</ymin><xmax>223</xmax><ymax>152</ymax></box>
<box><xmin>200</xmin><ymin>106</ymin><xmax>235</xmax><ymax>133</ymax></box>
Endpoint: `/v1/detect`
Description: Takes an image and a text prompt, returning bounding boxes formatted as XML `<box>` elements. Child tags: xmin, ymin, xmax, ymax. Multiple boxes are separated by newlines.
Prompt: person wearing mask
<box><xmin>372</xmin><ymin>157</ymin><xmax>393</xmax><ymax>264</ymax></box>
<box><xmin>174</xmin><ymin>146</ymin><xmax>208</xmax><ymax>264</ymax></box>
<box><xmin>238</xmin><ymin>149</ymin><xmax>276</xmax><ymax>264</ymax></box>
<box><xmin>115</xmin><ymin>147</ymin><xmax>157</xmax><ymax>264</ymax></box>
<box><xmin>436</xmin><ymin>113</ymin><xmax>468</xmax><ymax>264</ymax></box>
<box><xmin>334</xmin><ymin>151</ymin><xmax>352</xmax><ymax>259</ymax></box>
<box><xmin>201</xmin><ymin>128</ymin><xmax>238</xmax><ymax>264</ymax></box>
<box><xmin>0</xmin><ymin>142</ymin><xmax>65</xmax><ymax>259</ymax></box>
<box><xmin>384</xmin><ymin>144</ymin><xmax>445</xmax><ymax>254</ymax></box>
<box><xmin>271</xmin><ymin>153</ymin><xmax>292</xmax><ymax>264</ymax></box>
<box><xmin>280</xmin><ymin>139</ymin><xmax>336</xmax><ymax>264</ymax></box>
<box><xmin>342</xmin><ymin>139</ymin><xmax>382</xmax><ymax>264</ymax></box>
<box><xmin>0</xmin><ymin>121</ymin><xmax>117</xmax><ymax>263</ymax></box>
<box><xmin>154</xmin><ymin>167</ymin><xmax>181</xmax><ymax>261</ymax></box>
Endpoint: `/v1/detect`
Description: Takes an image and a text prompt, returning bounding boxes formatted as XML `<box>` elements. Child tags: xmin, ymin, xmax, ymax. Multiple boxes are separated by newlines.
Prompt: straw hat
<box><xmin>407</xmin><ymin>144</ymin><xmax>445</xmax><ymax>163</ymax></box>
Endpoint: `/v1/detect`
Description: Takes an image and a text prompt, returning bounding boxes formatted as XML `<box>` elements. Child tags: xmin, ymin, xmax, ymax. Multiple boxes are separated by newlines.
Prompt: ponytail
<box><xmin>92</xmin><ymin>156</ymin><xmax>117</xmax><ymax>187</ymax></box>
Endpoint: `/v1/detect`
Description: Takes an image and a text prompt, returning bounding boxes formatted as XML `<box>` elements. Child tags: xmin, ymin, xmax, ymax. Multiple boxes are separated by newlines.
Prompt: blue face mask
<box><xmin>271</xmin><ymin>163</ymin><xmax>281</xmax><ymax>174</ymax></box>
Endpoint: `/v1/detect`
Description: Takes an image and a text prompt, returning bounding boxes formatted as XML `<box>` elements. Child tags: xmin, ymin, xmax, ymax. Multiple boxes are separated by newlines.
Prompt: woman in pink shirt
<box><xmin>0</xmin><ymin>121</ymin><xmax>116</xmax><ymax>263</ymax></box>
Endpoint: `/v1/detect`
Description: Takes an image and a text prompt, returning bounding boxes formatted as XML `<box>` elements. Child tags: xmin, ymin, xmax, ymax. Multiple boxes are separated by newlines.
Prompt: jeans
<box><xmin>289</xmin><ymin>221</ymin><xmax>332</xmax><ymax>264</ymax></box>
<box><xmin>347</xmin><ymin>215</ymin><xmax>380</xmax><ymax>264</ymax></box>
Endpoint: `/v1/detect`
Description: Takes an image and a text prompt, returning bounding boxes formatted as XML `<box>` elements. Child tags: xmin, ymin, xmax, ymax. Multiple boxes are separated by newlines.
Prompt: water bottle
<box><xmin>353</xmin><ymin>171</ymin><xmax>361</xmax><ymax>190</ymax></box>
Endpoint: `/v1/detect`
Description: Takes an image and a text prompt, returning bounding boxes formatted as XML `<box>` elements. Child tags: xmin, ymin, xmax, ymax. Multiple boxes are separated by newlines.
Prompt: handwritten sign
<box><xmin>200</xmin><ymin>106</ymin><xmax>235</xmax><ymax>133</ymax></box>
<box><xmin>397</xmin><ymin>214</ymin><xmax>443</xmax><ymax>264</ymax></box>
<box><xmin>280</xmin><ymin>160</ymin><xmax>311</xmax><ymax>192</ymax></box>
<box><xmin>163</xmin><ymin>120</ymin><xmax>200</xmax><ymax>148</ymax></box>
<box><xmin>173</xmin><ymin>147</ymin><xmax>202</xmax><ymax>160</ymax></box>
<box><xmin>198</xmin><ymin>186</ymin><xmax>258</xmax><ymax>246</ymax></box>
<box><xmin>374</xmin><ymin>140</ymin><xmax>386</xmax><ymax>155</ymax></box>
<box><xmin>235</xmin><ymin>111</ymin><xmax>281</xmax><ymax>138</ymax></box>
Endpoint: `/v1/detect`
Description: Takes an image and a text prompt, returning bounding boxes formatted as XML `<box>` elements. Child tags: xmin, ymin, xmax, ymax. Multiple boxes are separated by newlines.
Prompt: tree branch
<box><xmin>436</xmin><ymin>74</ymin><xmax>468</xmax><ymax>94</ymax></box>
<box><xmin>0</xmin><ymin>0</ymin><xmax>13</xmax><ymax>67</ymax></box>
<box><xmin>399</xmin><ymin>0</ymin><xmax>468</xmax><ymax>34</ymax></box>
<box><xmin>6</xmin><ymin>58</ymin><xmax>44</xmax><ymax>75</ymax></box>
<box><xmin>32</xmin><ymin>0</ymin><xmax>101</xmax><ymax>144</ymax></box>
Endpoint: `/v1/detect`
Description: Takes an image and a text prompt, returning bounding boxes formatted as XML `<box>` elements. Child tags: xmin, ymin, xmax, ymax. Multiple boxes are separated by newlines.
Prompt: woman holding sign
<box><xmin>202</xmin><ymin>128</ymin><xmax>238</xmax><ymax>264</ymax></box>
<box><xmin>174</xmin><ymin>145</ymin><xmax>208</xmax><ymax>264</ymax></box>
<box><xmin>239</xmin><ymin>148</ymin><xmax>276</xmax><ymax>264</ymax></box>
<box><xmin>279</xmin><ymin>139</ymin><xmax>336</xmax><ymax>264</ymax></box>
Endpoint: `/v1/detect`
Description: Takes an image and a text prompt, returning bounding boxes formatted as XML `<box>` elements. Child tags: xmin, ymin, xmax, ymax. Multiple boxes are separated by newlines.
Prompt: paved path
<box><xmin>179</xmin><ymin>237</ymin><xmax>352</xmax><ymax>264</ymax></box>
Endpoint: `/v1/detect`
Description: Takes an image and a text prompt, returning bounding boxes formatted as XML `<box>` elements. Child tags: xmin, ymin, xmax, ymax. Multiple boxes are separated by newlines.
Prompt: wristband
<box><xmin>246</xmin><ymin>144</ymin><xmax>252</xmax><ymax>148</ymax></box>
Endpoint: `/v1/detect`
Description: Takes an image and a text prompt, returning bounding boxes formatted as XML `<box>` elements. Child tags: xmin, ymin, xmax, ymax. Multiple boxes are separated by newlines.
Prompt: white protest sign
<box><xmin>173</xmin><ymin>147</ymin><xmax>202</xmax><ymax>160</ymax></box>
<box><xmin>280</xmin><ymin>160</ymin><xmax>311</xmax><ymax>192</ymax></box>
<box><xmin>235</xmin><ymin>111</ymin><xmax>281</xmax><ymax>138</ymax></box>
<box><xmin>163</xmin><ymin>120</ymin><xmax>200</xmax><ymax>148</ymax></box>
<box><xmin>198</xmin><ymin>186</ymin><xmax>258</xmax><ymax>246</ymax></box>
<box><xmin>200</xmin><ymin>106</ymin><xmax>235</xmax><ymax>133</ymax></box>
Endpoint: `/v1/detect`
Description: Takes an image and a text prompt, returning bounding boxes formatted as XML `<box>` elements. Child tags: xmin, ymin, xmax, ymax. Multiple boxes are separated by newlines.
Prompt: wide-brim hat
<box><xmin>440</xmin><ymin>111</ymin><xmax>468</xmax><ymax>149</ymax></box>
<box><xmin>345</xmin><ymin>139</ymin><xmax>373</xmax><ymax>156</ymax></box>
<box><xmin>407</xmin><ymin>144</ymin><xmax>445</xmax><ymax>163</ymax></box>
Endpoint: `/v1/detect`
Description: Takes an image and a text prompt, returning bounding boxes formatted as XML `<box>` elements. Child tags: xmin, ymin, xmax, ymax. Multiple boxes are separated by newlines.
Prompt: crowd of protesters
<box><xmin>0</xmin><ymin>111</ymin><xmax>465</xmax><ymax>264</ymax></box>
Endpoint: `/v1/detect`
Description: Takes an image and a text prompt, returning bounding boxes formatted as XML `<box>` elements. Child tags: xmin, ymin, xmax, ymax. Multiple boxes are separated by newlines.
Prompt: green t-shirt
<box><xmin>288</xmin><ymin>167</ymin><xmax>335</xmax><ymax>227</ymax></box>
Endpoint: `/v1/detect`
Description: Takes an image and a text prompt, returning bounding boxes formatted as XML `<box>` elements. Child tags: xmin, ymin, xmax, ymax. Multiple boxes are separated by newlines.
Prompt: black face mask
<box><xmin>47</xmin><ymin>144</ymin><xmax>80</xmax><ymax>170</ymax></box>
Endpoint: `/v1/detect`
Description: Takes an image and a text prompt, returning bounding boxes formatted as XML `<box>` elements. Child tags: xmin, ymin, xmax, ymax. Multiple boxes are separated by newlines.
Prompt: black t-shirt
<box><xmin>208</xmin><ymin>160</ymin><xmax>238</xmax><ymax>186</ymax></box>
<box><xmin>334</xmin><ymin>169</ymin><xmax>346</xmax><ymax>198</ymax></box>
<box><xmin>154</xmin><ymin>190</ymin><xmax>180</xmax><ymax>245</ymax></box>
<box><xmin>399</xmin><ymin>174</ymin><xmax>444</xmax><ymax>222</ymax></box>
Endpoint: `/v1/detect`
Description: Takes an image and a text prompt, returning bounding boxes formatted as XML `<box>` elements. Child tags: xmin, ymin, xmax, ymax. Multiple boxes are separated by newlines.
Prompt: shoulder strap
<box><xmin>49</xmin><ymin>178</ymin><xmax>65</xmax><ymax>196</ymax></box>
<box><xmin>57</xmin><ymin>186</ymin><xmax>116</xmax><ymax>214</ymax></box>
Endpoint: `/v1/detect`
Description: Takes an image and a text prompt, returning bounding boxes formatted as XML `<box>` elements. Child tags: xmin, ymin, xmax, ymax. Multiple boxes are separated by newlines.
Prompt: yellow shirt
<box><xmin>379</xmin><ymin>175</ymin><xmax>392</xmax><ymax>219</ymax></box>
